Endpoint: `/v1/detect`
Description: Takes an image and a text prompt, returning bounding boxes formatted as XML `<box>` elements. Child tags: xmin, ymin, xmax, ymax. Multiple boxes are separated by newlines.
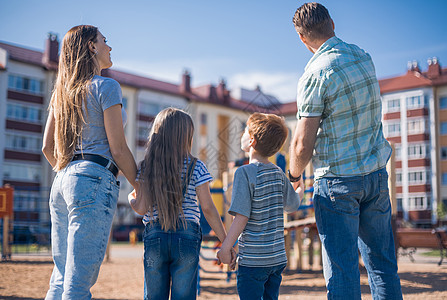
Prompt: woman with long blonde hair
<box><xmin>128</xmin><ymin>108</ymin><xmax>232</xmax><ymax>299</ymax></box>
<box><xmin>42</xmin><ymin>25</ymin><xmax>138</xmax><ymax>299</ymax></box>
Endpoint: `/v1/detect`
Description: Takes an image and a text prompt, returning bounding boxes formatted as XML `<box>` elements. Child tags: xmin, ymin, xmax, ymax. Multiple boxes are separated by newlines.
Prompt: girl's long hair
<box><xmin>50</xmin><ymin>25</ymin><xmax>99</xmax><ymax>171</ymax></box>
<box><xmin>138</xmin><ymin>108</ymin><xmax>195</xmax><ymax>231</ymax></box>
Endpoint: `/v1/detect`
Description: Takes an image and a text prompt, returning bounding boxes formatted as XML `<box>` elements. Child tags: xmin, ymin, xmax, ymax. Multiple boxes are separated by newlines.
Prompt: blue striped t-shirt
<box><xmin>142</xmin><ymin>157</ymin><xmax>213</xmax><ymax>225</ymax></box>
<box><xmin>229</xmin><ymin>162</ymin><xmax>301</xmax><ymax>267</ymax></box>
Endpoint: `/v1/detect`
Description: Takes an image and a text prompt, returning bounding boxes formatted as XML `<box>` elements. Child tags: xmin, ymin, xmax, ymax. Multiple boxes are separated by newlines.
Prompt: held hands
<box><xmin>216</xmin><ymin>247</ymin><xmax>237</xmax><ymax>270</ymax></box>
<box><xmin>293</xmin><ymin>178</ymin><xmax>305</xmax><ymax>200</ymax></box>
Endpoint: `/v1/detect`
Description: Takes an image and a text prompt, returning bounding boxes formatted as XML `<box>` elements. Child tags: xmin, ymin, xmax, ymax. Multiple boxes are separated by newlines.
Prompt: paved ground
<box><xmin>1</xmin><ymin>244</ymin><xmax>446</xmax><ymax>299</ymax></box>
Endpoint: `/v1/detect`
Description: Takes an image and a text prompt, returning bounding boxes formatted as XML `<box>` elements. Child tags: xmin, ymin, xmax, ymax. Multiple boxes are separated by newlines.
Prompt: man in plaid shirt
<box><xmin>288</xmin><ymin>3</ymin><xmax>402</xmax><ymax>299</ymax></box>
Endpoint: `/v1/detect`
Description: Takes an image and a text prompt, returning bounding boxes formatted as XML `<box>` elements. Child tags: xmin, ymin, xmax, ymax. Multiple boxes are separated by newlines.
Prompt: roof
<box><xmin>379</xmin><ymin>67</ymin><xmax>447</xmax><ymax>94</ymax></box>
<box><xmin>0</xmin><ymin>41</ymin><xmax>44</xmax><ymax>67</ymax></box>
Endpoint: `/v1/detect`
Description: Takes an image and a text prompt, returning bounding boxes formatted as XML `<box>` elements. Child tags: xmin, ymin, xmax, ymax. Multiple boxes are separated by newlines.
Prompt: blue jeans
<box><xmin>143</xmin><ymin>220</ymin><xmax>202</xmax><ymax>300</ymax></box>
<box><xmin>313</xmin><ymin>168</ymin><xmax>402</xmax><ymax>300</ymax></box>
<box><xmin>237</xmin><ymin>263</ymin><xmax>287</xmax><ymax>300</ymax></box>
<box><xmin>45</xmin><ymin>160</ymin><xmax>119</xmax><ymax>300</ymax></box>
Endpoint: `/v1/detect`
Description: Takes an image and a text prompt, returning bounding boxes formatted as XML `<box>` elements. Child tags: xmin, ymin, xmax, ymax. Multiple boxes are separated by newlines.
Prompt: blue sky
<box><xmin>1</xmin><ymin>0</ymin><xmax>447</xmax><ymax>102</ymax></box>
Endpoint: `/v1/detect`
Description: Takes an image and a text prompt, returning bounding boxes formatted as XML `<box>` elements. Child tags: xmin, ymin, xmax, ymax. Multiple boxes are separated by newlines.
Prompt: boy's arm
<box><xmin>217</xmin><ymin>213</ymin><xmax>248</xmax><ymax>265</ymax></box>
<box><xmin>196</xmin><ymin>182</ymin><xmax>227</xmax><ymax>243</ymax></box>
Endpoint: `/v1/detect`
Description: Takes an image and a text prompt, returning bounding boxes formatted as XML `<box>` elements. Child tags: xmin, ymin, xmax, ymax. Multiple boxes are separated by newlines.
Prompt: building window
<box><xmin>3</xmin><ymin>163</ymin><xmax>41</xmax><ymax>182</ymax></box>
<box><xmin>396</xmin><ymin>172</ymin><xmax>402</xmax><ymax>184</ymax></box>
<box><xmin>442</xmin><ymin>147</ymin><xmax>447</xmax><ymax>160</ymax></box>
<box><xmin>200</xmin><ymin>113</ymin><xmax>207</xmax><ymax>125</ymax></box>
<box><xmin>407</xmin><ymin>119</ymin><xmax>428</xmax><ymax>134</ymax></box>
<box><xmin>394</xmin><ymin>145</ymin><xmax>401</xmax><ymax>159</ymax></box>
<box><xmin>440</xmin><ymin>97</ymin><xmax>447</xmax><ymax>109</ymax></box>
<box><xmin>408</xmin><ymin>170</ymin><xmax>430</xmax><ymax>184</ymax></box>
<box><xmin>441</xmin><ymin>122</ymin><xmax>447</xmax><ymax>135</ymax></box>
<box><xmin>443</xmin><ymin>173</ymin><xmax>447</xmax><ymax>185</ymax></box>
<box><xmin>386</xmin><ymin>99</ymin><xmax>400</xmax><ymax>112</ymax></box>
<box><xmin>408</xmin><ymin>143</ymin><xmax>429</xmax><ymax>159</ymax></box>
<box><xmin>6</xmin><ymin>102</ymin><xmax>42</xmax><ymax>123</ymax></box>
<box><xmin>138</xmin><ymin>101</ymin><xmax>160</xmax><ymax>117</ymax></box>
<box><xmin>138</xmin><ymin>123</ymin><xmax>152</xmax><ymax>141</ymax></box>
<box><xmin>396</xmin><ymin>198</ymin><xmax>403</xmax><ymax>211</ymax></box>
<box><xmin>8</xmin><ymin>74</ymin><xmax>43</xmax><ymax>95</ymax></box>
<box><xmin>406</xmin><ymin>95</ymin><xmax>425</xmax><ymax>109</ymax></box>
<box><xmin>386</xmin><ymin>123</ymin><xmax>400</xmax><ymax>137</ymax></box>
<box><xmin>5</xmin><ymin>133</ymin><xmax>42</xmax><ymax>152</ymax></box>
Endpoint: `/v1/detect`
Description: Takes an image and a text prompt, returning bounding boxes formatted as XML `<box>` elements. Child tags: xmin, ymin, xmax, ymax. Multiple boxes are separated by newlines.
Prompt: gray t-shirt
<box><xmin>229</xmin><ymin>162</ymin><xmax>301</xmax><ymax>267</ymax></box>
<box><xmin>74</xmin><ymin>75</ymin><xmax>126</xmax><ymax>162</ymax></box>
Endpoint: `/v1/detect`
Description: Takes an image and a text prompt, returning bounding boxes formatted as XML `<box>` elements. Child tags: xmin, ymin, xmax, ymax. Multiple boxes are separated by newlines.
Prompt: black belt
<box><xmin>72</xmin><ymin>154</ymin><xmax>119</xmax><ymax>177</ymax></box>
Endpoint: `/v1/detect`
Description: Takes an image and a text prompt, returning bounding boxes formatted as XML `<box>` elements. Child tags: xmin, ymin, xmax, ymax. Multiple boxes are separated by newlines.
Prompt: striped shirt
<box><xmin>229</xmin><ymin>162</ymin><xmax>300</xmax><ymax>267</ymax></box>
<box><xmin>142</xmin><ymin>157</ymin><xmax>213</xmax><ymax>225</ymax></box>
<box><xmin>297</xmin><ymin>36</ymin><xmax>391</xmax><ymax>179</ymax></box>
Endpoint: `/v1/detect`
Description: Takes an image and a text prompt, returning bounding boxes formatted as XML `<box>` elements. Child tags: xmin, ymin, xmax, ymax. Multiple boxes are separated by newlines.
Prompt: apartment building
<box><xmin>380</xmin><ymin>58</ymin><xmax>447</xmax><ymax>226</ymax></box>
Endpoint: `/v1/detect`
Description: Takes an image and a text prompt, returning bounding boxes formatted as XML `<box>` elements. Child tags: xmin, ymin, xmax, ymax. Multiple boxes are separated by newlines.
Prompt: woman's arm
<box><xmin>196</xmin><ymin>182</ymin><xmax>227</xmax><ymax>243</ymax></box>
<box><xmin>42</xmin><ymin>108</ymin><xmax>57</xmax><ymax>169</ymax></box>
<box><xmin>104</xmin><ymin>104</ymin><xmax>138</xmax><ymax>190</ymax></box>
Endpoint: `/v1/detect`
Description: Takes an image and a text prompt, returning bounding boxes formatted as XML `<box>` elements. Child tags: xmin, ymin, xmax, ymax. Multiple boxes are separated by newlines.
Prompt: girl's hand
<box><xmin>216</xmin><ymin>248</ymin><xmax>233</xmax><ymax>265</ymax></box>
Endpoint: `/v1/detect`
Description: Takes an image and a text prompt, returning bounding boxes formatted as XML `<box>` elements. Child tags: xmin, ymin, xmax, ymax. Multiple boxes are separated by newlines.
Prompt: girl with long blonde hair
<box><xmin>42</xmin><ymin>25</ymin><xmax>138</xmax><ymax>299</ymax></box>
<box><xmin>128</xmin><ymin>107</ymin><xmax>232</xmax><ymax>300</ymax></box>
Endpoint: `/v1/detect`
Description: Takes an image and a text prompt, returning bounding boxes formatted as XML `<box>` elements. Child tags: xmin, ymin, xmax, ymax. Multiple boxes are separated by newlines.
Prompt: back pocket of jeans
<box><xmin>144</xmin><ymin>238</ymin><xmax>161</xmax><ymax>268</ymax></box>
<box><xmin>66</xmin><ymin>173</ymin><xmax>101</xmax><ymax>207</ymax></box>
<box><xmin>328</xmin><ymin>179</ymin><xmax>361</xmax><ymax>214</ymax></box>
<box><xmin>179</xmin><ymin>237</ymin><xmax>200</xmax><ymax>264</ymax></box>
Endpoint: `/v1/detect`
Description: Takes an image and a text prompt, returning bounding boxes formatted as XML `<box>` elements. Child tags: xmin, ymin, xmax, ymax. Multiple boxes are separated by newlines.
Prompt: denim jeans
<box><xmin>45</xmin><ymin>160</ymin><xmax>119</xmax><ymax>300</ymax></box>
<box><xmin>237</xmin><ymin>263</ymin><xmax>287</xmax><ymax>300</ymax></box>
<box><xmin>313</xmin><ymin>168</ymin><xmax>402</xmax><ymax>300</ymax></box>
<box><xmin>143</xmin><ymin>220</ymin><xmax>202</xmax><ymax>300</ymax></box>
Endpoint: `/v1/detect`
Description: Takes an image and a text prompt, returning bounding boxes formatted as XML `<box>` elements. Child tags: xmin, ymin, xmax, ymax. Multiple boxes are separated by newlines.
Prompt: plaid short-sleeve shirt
<box><xmin>297</xmin><ymin>37</ymin><xmax>391</xmax><ymax>179</ymax></box>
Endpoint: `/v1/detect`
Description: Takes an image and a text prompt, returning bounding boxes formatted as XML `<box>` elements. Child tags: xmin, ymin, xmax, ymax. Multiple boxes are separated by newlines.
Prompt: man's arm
<box><xmin>289</xmin><ymin>116</ymin><xmax>321</xmax><ymax>187</ymax></box>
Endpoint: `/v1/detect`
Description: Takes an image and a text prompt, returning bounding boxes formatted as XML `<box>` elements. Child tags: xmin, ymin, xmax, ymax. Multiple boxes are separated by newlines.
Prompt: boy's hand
<box><xmin>216</xmin><ymin>247</ymin><xmax>233</xmax><ymax>265</ymax></box>
<box><xmin>296</xmin><ymin>178</ymin><xmax>305</xmax><ymax>200</ymax></box>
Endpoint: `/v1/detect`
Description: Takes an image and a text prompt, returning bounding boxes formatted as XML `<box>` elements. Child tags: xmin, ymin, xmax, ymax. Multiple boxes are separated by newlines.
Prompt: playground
<box><xmin>0</xmin><ymin>243</ymin><xmax>446</xmax><ymax>299</ymax></box>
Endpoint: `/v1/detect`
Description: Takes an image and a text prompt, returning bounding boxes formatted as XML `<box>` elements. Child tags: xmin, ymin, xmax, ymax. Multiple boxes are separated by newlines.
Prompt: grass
<box><xmin>420</xmin><ymin>249</ymin><xmax>442</xmax><ymax>257</ymax></box>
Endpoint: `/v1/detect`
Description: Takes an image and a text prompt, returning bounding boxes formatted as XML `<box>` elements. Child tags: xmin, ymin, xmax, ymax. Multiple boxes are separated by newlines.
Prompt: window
<box><xmin>396</xmin><ymin>198</ymin><xmax>403</xmax><ymax>211</ymax></box>
<box><xmin>386</xmin><ymin>122</ymin><xmax>400</xmax><ymax>137</ymax></box>
<box><xmin>6</xmin><ymin>102</ymin><xmax>42</xmax><ymax>123</ymax></box>
<box><xmin>441</xmin><ymin>147</ymin><xmax>447</xmax><ymax>160</ymax></box>
<box><xmin>396</xmin><ymin>172</ymin><xmax>402</xmax><ymax>184</ymax></box>
<box><xmin>138</xmin><ymin>123</ymin><xmax>151</xmax><ymax>141</ymax></box>
<box><xmin>406</xmin><ymin>95</ymin><xmax>424</xmax><ymax>109</ymax></box>
<box><xmin>409</xmin><ymin>196</ymin><xmax>431</xmax><ymax>210</ymax></box>
<box><xmin>138</xmin><ymin>101</ymin><xmax>159</xmax><ymax>116</ymax></box>
<box><xmin>441</xmin><ymin>122</ymin><xmax>447</xmax><ymax>135</ymax></box>
<box><xmin>408</xmin><ymin>170</ymin><xmax>430</xmax><ymax>184</ymax></box>
<box><xmin>443</xmin><ymin>173</ymin><xmax>447</xmax><ymax>185</ymax></box>
<box><xmin>8</xmin><ymin>75</ymin><xmax>43</xmax><ymax>95</ymax></box>
<box><xmin>200</xmin><ymin>113</ymin><xmax>207</xmax><ymax>125</ymax></box>
<box><xmin>407</xmin><ymin>119</ymin><xmax>428</xmax><ymax>134</ymax></box>
<box><xmin>386</xmin><ymin>99</ymin><xmax>400</xmax><ymax>112</ymax></box>
<box><xmin>408</xmin><ymin>143</ymin><xmax>429</xmax><ymax>159</ymax></box>
<box><xmin>394</xmin><ymin>145</ymin><xmax>401</xmax><ymax>159</ymax></box>
<box><xmin>440</xmin><ymin>97</ymin><xmax>447</xmax><ymax>109</ymax></box>
<box><xmin>5</xmin><ymin>133</ymin><xmax>42</xmax><ymax>152</ymax></box>
<box><xmin>3</xmin><ymin>163</ymin><xmax>41</xmax><ymax>182</ymax></box>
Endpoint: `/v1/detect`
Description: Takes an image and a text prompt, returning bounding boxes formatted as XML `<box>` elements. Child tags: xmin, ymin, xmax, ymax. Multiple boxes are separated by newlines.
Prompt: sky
<box><xmin>1</xmin><ymin>0</ymin><xmax>447</xmax><ymax>102</ymax></box>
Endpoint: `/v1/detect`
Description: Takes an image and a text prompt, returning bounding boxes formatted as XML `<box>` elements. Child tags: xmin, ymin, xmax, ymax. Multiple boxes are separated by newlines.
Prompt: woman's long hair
<box><xmin>138</xmin><ymin>108</ymin><xmax>195</xmax><ymax>231</ymax></box>
<box><xmin>50</xmin><ymin>25</ymin><xmax>99</xmax><ymax>171</ymax></box>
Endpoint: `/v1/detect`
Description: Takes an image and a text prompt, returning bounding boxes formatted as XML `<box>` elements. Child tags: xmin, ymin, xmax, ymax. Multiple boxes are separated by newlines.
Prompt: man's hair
<box><xmin>247</xmin><ymin>113</ymin><xmax>288</xmax><ymax>158</ymax></box>
<box><xmin>292</xmin><ymin>2</ymin><xmax>334</xmax><ymax>41</ymax></box>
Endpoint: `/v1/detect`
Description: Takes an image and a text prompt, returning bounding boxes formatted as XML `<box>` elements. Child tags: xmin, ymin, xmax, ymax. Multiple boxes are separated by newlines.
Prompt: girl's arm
<box><xmin>42</xmin><ymin>108</ymin><xmax>57</xmax><ymax>169</ymax></box>
<box><xmin>104</xmin><ymin>104</ymin><xmax>138</xmax><ymax>190</ymax></box>
<box><xmin>196</xmin><ymin>182</ymin><xmax>227</xmax><ymax>243</ymax></box>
